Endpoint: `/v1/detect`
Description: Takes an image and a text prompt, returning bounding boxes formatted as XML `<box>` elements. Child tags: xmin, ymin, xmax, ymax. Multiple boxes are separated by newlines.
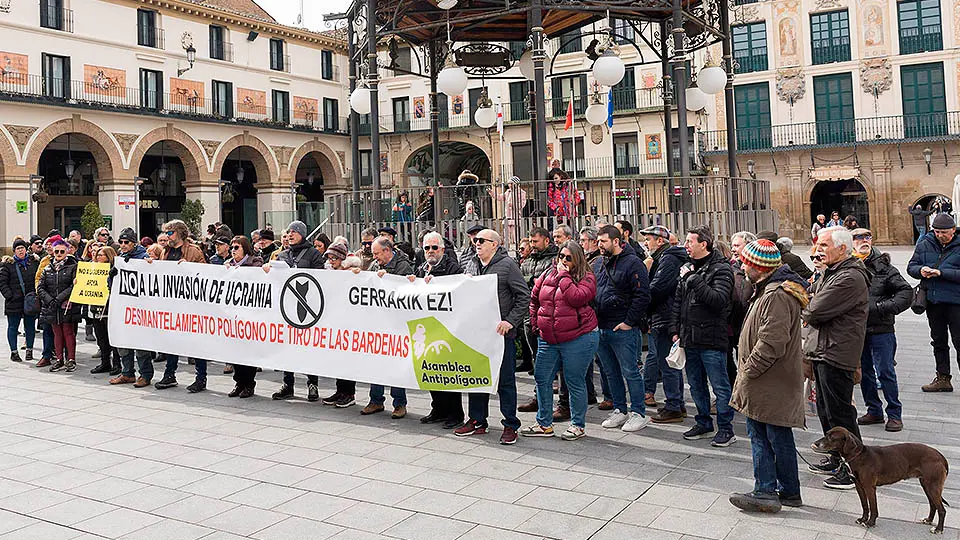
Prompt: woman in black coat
<box><xmin>225</xmin><ymin>236</ymin><xmax>264</xmax><ymax>397</ymax></box>
<box><xmin>37</xmin><ymin>240</ymin><xmax>81</xmax><ymax>372</ymax></box>
<box><xmin>0</xmin><ymin>238</ymin><xmax>41</xmax><ymax>362</ymax></box>
<box><xmin>89</xmin><ymin>246</ymin><xmax>121</xmax><ymax>375</ymax></box>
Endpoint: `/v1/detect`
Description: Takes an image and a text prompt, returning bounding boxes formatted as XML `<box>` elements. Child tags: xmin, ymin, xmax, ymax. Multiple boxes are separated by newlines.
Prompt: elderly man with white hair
<box><xmin>803</xmin><ymin>226</ymin><xmax>870</xmax><ymax>491</ymax></box>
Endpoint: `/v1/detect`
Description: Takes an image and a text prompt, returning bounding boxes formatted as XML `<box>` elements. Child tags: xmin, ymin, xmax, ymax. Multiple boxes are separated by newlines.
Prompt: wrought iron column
<box><xmin>528</xmin><ymin>79</ymin><xmax>538</xmax><ymax>182</ymax></box>
<box><xmin>531</xmin><ymin>0</ymin><xmax>548</xmax><ymax>181</ymax></box>
<box><xmin>348</xmin><ymin>14</ymin><xmax>361</xmax><ymax>220</ymax></box>
<box><xmin>719</xmin><ymin>0</ymin><xmax>738</xmax><ymax>211</ymax></box>
<box><xmin>429</xmin><ymin>40</ymin><xmax>442</xmax><ymax>222</ymax></box>
<box><xmin>671</xmin><ymin>0</ymin><xmax>691</xmax><ymax>194</ymax></box>
<box><xmin>366</xmin><ymin>0</ymin><xmax>382</xmax><ymax>197</ymax></box>
<box><xmin>660</xmin><ymin>21</ymin><xmax>674</xmax><ymax>179</ymax></box>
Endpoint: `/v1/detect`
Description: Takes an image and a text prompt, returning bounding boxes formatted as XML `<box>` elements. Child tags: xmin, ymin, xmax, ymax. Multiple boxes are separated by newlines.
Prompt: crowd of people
<box><xmin>3</xmin><ymin>208</ymin><xmax>951</xmax><ymax>515</ymax></box>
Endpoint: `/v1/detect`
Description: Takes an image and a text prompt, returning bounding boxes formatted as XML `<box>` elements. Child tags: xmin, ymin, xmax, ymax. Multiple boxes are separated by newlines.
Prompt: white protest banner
<box><xmin>108</xmin><ymin>259</ymin><xmax>504</xmax><ymax>393</ymax></box>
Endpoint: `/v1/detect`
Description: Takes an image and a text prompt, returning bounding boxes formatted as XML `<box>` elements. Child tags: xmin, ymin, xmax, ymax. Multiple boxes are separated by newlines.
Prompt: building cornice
<box><xmin>108</xmin><ymin>0</ymin><xmax>347</xmax><ymax>51</ymax></box>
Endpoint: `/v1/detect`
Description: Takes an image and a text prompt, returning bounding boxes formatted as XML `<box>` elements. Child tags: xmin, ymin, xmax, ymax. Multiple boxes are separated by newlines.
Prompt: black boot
<box><xmin>10</xmin><ymin>351</ymin><xmax>22</xmax><ymax>362</ymax></box>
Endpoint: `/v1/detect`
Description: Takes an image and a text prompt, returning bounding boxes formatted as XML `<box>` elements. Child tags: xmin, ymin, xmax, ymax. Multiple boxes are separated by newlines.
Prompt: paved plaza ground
<box><xmin>1</xmin><ymin>246</ymin><xmax>959</xmax><ymax>540</ymax></box>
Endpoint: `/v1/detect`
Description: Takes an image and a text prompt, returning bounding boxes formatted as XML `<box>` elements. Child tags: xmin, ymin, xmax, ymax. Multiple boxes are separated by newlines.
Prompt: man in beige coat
<box><xmin>728</xmin><ymin>239</ymin><xmax>809</xmax><ymax>514</ymax></box>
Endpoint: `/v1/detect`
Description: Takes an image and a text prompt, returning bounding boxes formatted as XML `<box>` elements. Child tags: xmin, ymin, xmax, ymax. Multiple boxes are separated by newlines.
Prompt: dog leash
<box><xmin>795</xmin><ymin>450</ymin><xmax>856</xmax><ymax>479</ymax></box>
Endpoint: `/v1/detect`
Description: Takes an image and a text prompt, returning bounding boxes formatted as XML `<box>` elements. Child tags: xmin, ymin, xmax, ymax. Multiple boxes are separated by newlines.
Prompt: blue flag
<box><xmin>607</xmin><ymin>89</ymin><xmax>614</xmax><ymax>128</ymax></box>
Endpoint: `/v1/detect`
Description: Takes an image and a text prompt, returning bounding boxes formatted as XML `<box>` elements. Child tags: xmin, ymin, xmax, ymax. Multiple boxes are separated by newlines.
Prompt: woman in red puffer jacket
<box><xmin>521</xmin><ymin>240</ymin><xmax>598</xmax><ymax>441</ymax></box>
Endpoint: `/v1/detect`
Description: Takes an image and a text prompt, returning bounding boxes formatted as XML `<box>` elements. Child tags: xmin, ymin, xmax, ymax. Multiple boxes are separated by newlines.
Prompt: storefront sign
<box><xmin>808</xmin><ymin>166</ymin><xmax>861</xmax><ymax>181</ymax></box>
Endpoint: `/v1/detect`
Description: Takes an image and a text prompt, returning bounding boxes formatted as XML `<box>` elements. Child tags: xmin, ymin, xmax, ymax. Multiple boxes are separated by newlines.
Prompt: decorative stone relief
<box><xmin>774</xmin><ymin>0</ymin><xmax>802</xmax><ymax>67</ymax></box>
<box><xmin>271</xmin><ymin>145</ymin><xmax>294</xmax><ymax>168</ymax></box>
<box><xmin>199</xmin><ymin>139</ymin><xmax>221</xmax><ymax>162</ymax></box>
<box><xmin>590</xmin><ymin>125</ymin><xmax>603</xmax><ymax>145</ymax></box>
<box><xmin>336</xmin><ymin>151</ymin><xmax>346</xmax><ymax>169</ymax></box>
<box><xmin>860</xmin><ymin>57</ymin><xmax>892</xmax><ymax>95</ymax></box>
<box><xmin>814</xmin><ymin>0</ymin><xmax>844</xmax><ymax>10</ymax></box>
<box><xmin>731</xmin><ymin>4</ymin><xmax>760</xmax><ymax>24</ymax></box>
<box><xmin>776</xmin><ymin>67</ymin><xmax>805</xmax><ymax>104</ymax></box>
<box><xmin>0</xmin><ymin>0</ymin><xmax>11</xmax><ymax>14</ymax></box>
<box><xmin>113</xmin><ymin>133</ymin><xmax>139</xmax><ymax>156</ymax></box>
<box><xmin>180</xmin><ymin>31</ymin><xmax>194</xmax><ymax>50</ymax></box>
<box><xmin>3</xmin><ymin>124</ymin><xmax>37</xmax><ymax>154</ymax></box>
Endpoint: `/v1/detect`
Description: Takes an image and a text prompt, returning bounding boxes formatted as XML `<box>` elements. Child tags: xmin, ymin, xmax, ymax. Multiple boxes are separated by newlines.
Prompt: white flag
<box><xmin>496</xmin><ymin>101</ymin><xmax>504</xmax><ymax>135</ymax></box>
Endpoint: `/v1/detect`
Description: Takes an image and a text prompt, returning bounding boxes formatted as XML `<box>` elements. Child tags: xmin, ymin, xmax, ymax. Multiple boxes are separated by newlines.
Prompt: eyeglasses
<box><xmin>163</xmin><ymin>231</ymin><xmax>175</xmax><ymax>236</ymax></box>
<box><xmin>53</xmin><ymin>250</ymin><xmax>66</xmax><ymax>254</ymax></box>
<box><xmin>119</xmin><ymin>240</ymin><xmax>132</xmax><ymax>245</ymax></box>
<box><xmin>473</xmin><ymin>237</ymin><xmax>490</xmax><ymax>245</ymax></box>
<box><xmin>853</xmin><ymin>234</ymin><xmax>872</xmax><ymax>241</ymax></box>
<box><xmin>32</xmin><ymin>241</ymin><xmax>42</xmax><ymax>245</ymax></box>
<box><xmin>423</xmin><ymin>245</ymin><xmax>441</xmax><ymax>251</ymax></box>
<box><xmin>98</xmin><ymin>233</ymin><xmax>108</xmax><ymax>237</ymax></box>
<box><xmin>361</xmin><ymin>241</ymin><xmax>373</xmax><ymax>247</ymax></box>
<box><xmin>557</xmin><ymin>254</ymin><xmax>573</xmax><ymax>262</ymax></box>
<box><xmin>230</xmin><ymin>246</ymin><xmax>242</xmax><ymax>252</ymax></box>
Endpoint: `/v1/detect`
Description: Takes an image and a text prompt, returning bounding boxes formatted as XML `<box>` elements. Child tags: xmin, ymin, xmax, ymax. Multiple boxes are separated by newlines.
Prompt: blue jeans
<box><xmin>535</xmin><ymin>331</ymin><xmax>599</xmax><ymax>428</ymax></box>
<box><xmin>860</xmin><ymin>333</ymin><xmax>902</xmax><ymax>421</ymax></box>
<box><xmin>746</xmin><ymin>417</ymin><xmax>800</xmax><ymax>497</ymax></box>
<box><xmin>195</xmin><ymin>359</ymin><xmax>207</xmax><ymax>382</ymax></box>
<box><xmin>685</xmin><ymin>347</ymin><xmax>734</xmax><ymax>433</ymax></box>
<box><xmin>648</xmin><ymin>328</ymin><xmax>684</xmax><ymax>412</ymax></box>
<box><xmin>6</xmin><ymin>314</ymin><xmax>36</xmax><ymax>352</ymax></box>
<box><xmin>41</xmin><ymin>323</ymin><xmax>54</xmax><ymax>359</ymax></box>
<box><xmin>468</xmin><ymin>338</ymin><xmax>520</xmax><ymax>429</ymax></box>
<box><xmin>162</xmin><ymin>353</ymin><xmax>179</xmax><ymax>379</ymax></box>
<box><xmin>596</xmin><ymin>328</ymin><xmax>645</xmax><ymax>415</ymax></box>
<box><xmin>119</xmin><ymin>348</ymin><xmax>154</xmax><ymax>381</ymax></box>
<box><xmin>369</xmin><ymin>385</ymin><xmax>407</xmax><ymax>407</ymax></box>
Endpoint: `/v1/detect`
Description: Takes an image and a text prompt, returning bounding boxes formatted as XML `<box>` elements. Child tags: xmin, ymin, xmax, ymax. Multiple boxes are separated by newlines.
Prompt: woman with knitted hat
<box><xmin>455</xmin><ymin>169</ymin><xmax>480</xmax><ymax>217</ymax></box>
<box><xmin>0</xmin><ymin>238</ymin><xmax>41</xmax><ymax>362</ymax></box>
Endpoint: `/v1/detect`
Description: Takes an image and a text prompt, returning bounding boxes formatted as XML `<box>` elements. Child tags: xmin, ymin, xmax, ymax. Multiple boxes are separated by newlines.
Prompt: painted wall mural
<box><xmin>645</xmin><ymin>134</ymin><xmax>662</xmax><ymax>160</ymax></box>
<box><xmin>0</xmin><ymin>51</ymin><xmax>28</xmax><ymax>85</ymax></box>
<box><xmin>294</xmin><ymin>96</ymin><xmax>318</xmax><ymax>121</ymax></box>
<box><xmin>860</xmin><ymin>0</ymin><xmax>890</xmax><ymax>57</ymax></box>
<box><xmin>413</xmin><ymin>96</ymin><xmax>425</xmax><ymax>119</ymax></box>
<box><xmin>452</xmin><ymin>95</ymin><xmax>464</xmax><ymax>115</ymax></box>
<box><xmin>84</xmin><ymin>65</ymin><xmax>125</xmax><ymax>95</ymax></box>
<box><xmin>169</xmin><ymin>78</ymin><xmax>204</xmax><ymax>106</ymax></box>
<box><xmin>774</xmin><ymin>0</ymin><xmax>802</xmax><ymax>66</ymax></box>
<box><xmin>641</xmin><ymin>71</ymin><xmax>657</xmax><ymax>89</ymax></box>
<box><xmin>237</xmin><ymin>88</ymin><xmax>266</xmax><ymax>115</ymax></box>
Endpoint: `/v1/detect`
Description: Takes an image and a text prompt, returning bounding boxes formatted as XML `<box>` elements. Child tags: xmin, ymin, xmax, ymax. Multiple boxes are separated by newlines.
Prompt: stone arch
<box><xmin>24</xmin><ymin>117</ymin><xmax>124</xmax><ymax>180</ymax></box>
<box><xmin>0</xmin><ymin>127</ymin><xmax>16</xmax><ymax>177</ymax></box>
<box><xmin>289</xmin><ymin>138</ymin><xmax>344</xmax><ymax>185</ymax></box>
<box><xmin>129</xmin><ymin>126</ymin><xmax>208</xmax><ymax>184</ymax></box>
<box><xmin>211</xmin><ymin>132</ymin><xmax>279</xmax><ymax>183</ymax></box>
<box><xmin>396</xmin><ymin>132</ymin><xmax>494</xmax><ymax>184</ymax></box>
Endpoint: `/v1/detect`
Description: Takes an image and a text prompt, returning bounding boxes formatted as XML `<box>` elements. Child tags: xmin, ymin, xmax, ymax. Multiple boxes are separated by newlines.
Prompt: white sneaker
<box><xmin>621</xmin><ymin>411</ymin><xmax>650</xmax><ymax>432</ymax></box>
<box><xmin>601</xmin><ymin>409</ymin><xmax>629</xmax><ymax>429</ymax></box>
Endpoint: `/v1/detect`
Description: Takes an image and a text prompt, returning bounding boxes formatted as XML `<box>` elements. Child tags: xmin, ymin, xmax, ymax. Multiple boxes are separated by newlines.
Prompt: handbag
<box><xmin>14</xmin><ymin>264</ymin><xmax>40</xmax><ymax>317</ymax></box>
<box><xmin>666</xmin><ymin>340</ymin><xmax>686</xmax><ymax>370</ymax></box>
<box><xmin>911</xmin><ymin>284</ymin><xmax>927</xmax><ymax>315</ymax></box>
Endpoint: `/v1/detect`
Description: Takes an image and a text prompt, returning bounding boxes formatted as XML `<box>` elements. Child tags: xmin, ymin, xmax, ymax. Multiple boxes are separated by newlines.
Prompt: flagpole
<box><xmin>497</xmin><ymin>97</ymin><xmax>507</xmax><ymax>246</ymax></box>
<box><xmin>609</xmin><ymin>89</ymin><xmax>616</xmax><ymax>219</ymax></box>
<box><xmin>571</xmin><ymin>99</ymin><xmax>577</xmax><ymax>221</ymax></box>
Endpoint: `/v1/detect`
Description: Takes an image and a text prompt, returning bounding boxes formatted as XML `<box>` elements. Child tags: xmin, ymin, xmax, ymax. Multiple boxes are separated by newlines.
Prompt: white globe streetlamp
<box><xmin>685</xmin><ymin>84</ymin><xmax>709</xmax><ymax>111</ymax></box>
<box><xmin>349</xmin><ymin>85</ymin><xmax>371</xmax><ymax>115</ymax></box>
<box><xmin>593</xmin><ymin>48</ymin><xmax>625</xmax><ymax>87</ymax></box>
<box><xmin>475</xmin><ymin>105</ymin><xmax>497</xmax><ymax>128</ymax></box>
<box><xmin>698</xmin><ymin>65</ymin><xmax>727</xmax><ymax>95</ymax></box>
<box><xmin>585</xmin><ymin>101</ymin><xmax>607</xmax><ymax>126</ymax></box>
<box><xmin>518</xmin><ymin>48</ymin><xmax>534</xmax><ymax>81</ymax></box>
<box><xmin>437</xmin><ymin>59</ymin><xmax>468</xmax><ymax>96</ymax></box>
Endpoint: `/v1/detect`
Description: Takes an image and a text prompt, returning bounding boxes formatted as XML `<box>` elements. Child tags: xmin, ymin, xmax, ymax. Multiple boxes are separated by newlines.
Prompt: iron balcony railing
<box><xmin>505</xmin><ymin>88</ymin><xmax>664</xmax><ymax>122</ymax></box>
<box><xmin>699</xmin><ymin>111</ymin><xmax>958</xmax><ymax>152</ymax></box>
<box><xmin>210</xmin><ymin>41</ymin><xmax>234</xmax><ymax>62</ymax></box>
<box><xmin>734</xmin><ymin>50</ymin><xmax>768</xmax><ymax>73</ymax></box>
<box><xmin>811</xmin><ymin>38</ymin><xmax>851</xmax><ymax>65</ymax></box>
<box><xmin>40</xmin><ymin>4</ymin><xmax>74</xmax><ymax>32</ymax></box>
<box><xmin>138</xmin><ymin>27</ymin><xmax>164</xmax><ymax>49</ymax></box>
<box><xmin>899</xmin><ymin>29</ymin><xmax>942</xmax><ymax>54</ymax></box>
<box><xmin>271</xmin><ymin>54</ymin><xmax>291</xmax><ymax>73</ymax></box>
<box><xmin>0</xmin><ymin>72</ymin><xmax>350</xmax><ymax>135</ymax></box>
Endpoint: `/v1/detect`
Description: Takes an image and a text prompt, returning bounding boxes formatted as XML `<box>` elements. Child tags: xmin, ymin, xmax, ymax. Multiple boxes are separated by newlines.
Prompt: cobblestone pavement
<box><xmin>1</xmin><ymin>246</ymin><xmax>958</xmax><ymax>540</ymax></box>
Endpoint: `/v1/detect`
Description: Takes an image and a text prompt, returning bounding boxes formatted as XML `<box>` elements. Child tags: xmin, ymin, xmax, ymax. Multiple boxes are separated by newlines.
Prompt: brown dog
<box><xmin>818</xmin><ymin>427</ymin><xmax>949</xmax><ymax>534</ymax></box>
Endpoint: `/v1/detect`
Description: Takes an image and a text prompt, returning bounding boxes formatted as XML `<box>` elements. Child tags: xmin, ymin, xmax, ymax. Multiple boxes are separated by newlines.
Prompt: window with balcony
<box><xmin>270</xmin><ymin>39</ymin><xmax>287</xmax><ymax>71</ymax></box>
<box><xmin>614</xmin><ymin>134</ymin><xmax>640</xmax><ymax>175</ymax></box>
<box><xmin>733</xmin><ymin>83</ymin><xmax>771</xmax><ymax>151</ymax></box>
<box><xmin>321</xmin><ymin>50</ymin><xmax>335</xmax><ymax>80</ymax></box>
<box><xmin>209</xmin><ymin>25</ymin><xmax>230</xmax><ymax>61</ymax></box>
<box><xmin>613</xmin><ymin>18</ymin><xmax>635</xmax><ymax>45</ymax></box>
<box><xmin>813</xmin><ymin>73</ymin><xmax>855</xmax><ymax>144</ymax></box>
<box><xmin>359</xmin><ymin>149</ymin><xmax>373</xmax><ymax>186</ymax></box>
<box><xmin>468</xmin><ymin>87</ymin><xmax>485</xmax><ymax>126</ymax></box>
<box><xmin>393</xmin><ymin>97</ymin><xmax>410</xmax><ymax>132</ymax></box>
<box><xmin>810</xmin><ymin>10</ymin><xmax>851</xmax><ymax>64</ymax></box>
<box><xmin>560</xmin><ymin>137</ymin><xmax>585</xmax><ymax>178</ymax></box>
<box><xmin>613</xmin><ymin>67</ymin><xmax>636</xmax><ymax>111</ymax></box>
<box><xmin>551</xmin><ymin>74</ymin><xmax>587</xmax><ymax>118</ymax></box>
<box><xmin>557</xmin><ymin>30</ymin><xmax>582</xmax><ymax>54</ymax></box>
<box><xmin>272</xmin><ymin>89</ymin><xmax>289</xmax><ymax>124</ymax></box>
<box><xmin>40</xmin><ymin>0</ymin><xmax>72</xmax><ymax>32</ymax></box>
<box><xmin>212</xmin><ymin>80</ymin><xmax>233</xmax><ymax>118</ymax></box>
<box><xmin>138</xmin><ymin>9</ymin><xmax>163</xmax><ymax>48</ymax></box>
<box><xmin>509</xmin><ymin>81</ymin><xmax>529</xmax><ymax>121</ymax></box>
<box><xmin>901</xmin><ymin>62</ymin><xmax>947</xmax><ymax>138</ymax></box>
<box><xmin>512</xmin><ymin>142</ymin><xmax>532</xmax><ymax>181</ymax></box>
<box><xmin>733</xmin><ymin>23</ymin><xmax>768</xmax><ymax>73</ymax></box>
<box><xmin>42</xmin><ymin>53</ymin><xmax>70</xmax><ymax>99</ymax></box>
<box><xmin>898</xmin><ymin>0</ymin><xmax>942</xmax><ymax>54</ymax></box>
<box><xmin>323</xmin><ymin>97</ymin><xmax>339</xmax><ymax>132</ymax></box>
<box><xmin>139</xmin><ymin>68</ymin><xmax>163</xmax><ymax>110</ymax></box>
<box><xmin>670</xmin><ymin>127</ymin><xmax>697</xmax><ymax>172</ymax></box>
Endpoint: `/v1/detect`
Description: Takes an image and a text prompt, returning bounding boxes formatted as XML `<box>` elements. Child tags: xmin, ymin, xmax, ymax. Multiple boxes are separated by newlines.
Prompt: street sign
<box><xmin>118</xmin><ymin>195</ymin><xmax>135</xmax><ymax>208</ymax></box>
<box><xmin>16</xmin><ymin>201</ymin><xmax>27</xmax><ymax>213</ymax></box>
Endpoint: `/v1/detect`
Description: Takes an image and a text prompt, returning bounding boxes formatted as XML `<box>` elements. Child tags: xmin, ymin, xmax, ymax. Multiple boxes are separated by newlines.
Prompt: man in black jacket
<box><xmin>362</xmin><ymin>237</ymin><xmax>414</xmax><ymax>419</ymax></box>
<box><xmin>411</xmin><ymin>232</ymin><xmax>465</xmax><ymax>429</ymax></box>
<box><xmin>267</xmin><ymin>220</ymin><xmax>325</xmax><ymax>402</ymax></box>
<box><xmin>672</xmin><ymin>226</ymin><xmax>736</xmax><ymax>447</ymax></box>
<box><xmin>455</xmin><ymin>229</ymin><xmax>530</xmax><ymax>445</ymax></box>
<box><xmin>640</xmin><ymin>225</ymin><xmax>689</xmax><ymax>424</ymax></box>
<box><xmin>852</xmin><ymin>229</ymin><xmax>911</xmax><ymax>432</ymax></box>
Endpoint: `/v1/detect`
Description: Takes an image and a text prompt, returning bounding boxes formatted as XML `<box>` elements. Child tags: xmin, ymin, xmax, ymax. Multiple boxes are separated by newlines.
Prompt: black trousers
<box><xmin>813</xmin><ymin>361</ymin><xmax>861</xmax><ymax>453</ymax></box>
<box><xmin>336</xmin><ymin>379</ymin><xmax>356</xmax><ymax>395</ymax></box>
<box><xmin>282</xmin><ymin>371</ymin><xmax>318</xmax><ymax>386</ymax></box>
<box><xmin>429</xmin><ymin>390</ymin><xmax>464</xmax><ymax>421</ymax></box>
<box><xmin>92</xmin><ymin>319</ymin><xmax>119</xmax><ymax>369</ymax></box>
<box><xmin>926</xmin><ymin>302</ymin><xmax>960</xmax><ymax>376</ymax></box>
<box><xmin>233</xmin><ymin>365</ymin><xmax>258</xmax><ymax>388</ymax></box>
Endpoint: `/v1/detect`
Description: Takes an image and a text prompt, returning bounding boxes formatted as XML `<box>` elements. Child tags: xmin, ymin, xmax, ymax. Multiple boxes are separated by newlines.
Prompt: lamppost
<box><xmin>217</xmin><ymin>178</ymin><xmax>226</xmax><ymax>224</ymax></box>
<box><xmin>290</xmin><ymin>180</ymin><xmax>298</xmax><ymax>219</ymax></box>
<box><xmin>28</xmin><ymin>174</ymin><xmax>43</xmax><ymax>238</ymax></box>
<box><xmin>133</xmin><ymin>177</ymin><xmax>146</xmax><ymax>234</ymax></box>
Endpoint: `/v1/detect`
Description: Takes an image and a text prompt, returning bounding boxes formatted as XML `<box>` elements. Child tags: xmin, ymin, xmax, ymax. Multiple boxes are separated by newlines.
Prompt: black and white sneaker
<box><xmin>307</xmin><ymin>384</ymin><xmax>319</xmax><ymax>402</ymax></box>
<box><xmin>711</xmin><ymin>431</ymin><xmax>737</xmax><ymax>447</ymax></box>
<box><xmin>322</xmin><ymin>392</ymin><xmax>342</xmax><ymax>406</ymax></box>
<box><xmin>823</xmin><ymin>467</ymin><xmax>856</xmax><ymax>490</ymax></box>
<box><xmin>154</xmin><ymin>376</ymin><xmax>178</xmax><ymax>390</ymax></box>
<box><xmin>807</xmin><ymin>456</ymin><xmax>840</xmax><ymax>475</ymax></box>
<box><xmin>683</xmin><ymin>425</ymin><xmax>714</xmax><ymax>440</ymax></box>
<box><xmin>272</xmin><ymin>384</ymin><xmax>294</xmax><ymax>400</ymax></box>
<box><xmin>335</xmin><ymin>394</ymin><xmax>356</xmax><ymax>408</ymax></box>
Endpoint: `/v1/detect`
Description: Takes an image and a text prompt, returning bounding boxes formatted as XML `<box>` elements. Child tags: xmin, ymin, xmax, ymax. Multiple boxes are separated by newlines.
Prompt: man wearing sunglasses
<box><xmin>851</xmin><ymin>228</ymin><xmax>911</xmax><ymax>432</ymax></box>
<box><xmin>356</xmin><ymin>228</ymin><xmax>377</xmax><ymax>271</ymax></box>
<box><xmin>455</xmin><ymin>229</ymin><xmax>529</xmax><ymax>444</ymax></box>
<box><xmin>409</xmin><ymin>232</ymin><xmax>465</xmax><ymax>429</ymax></box>
<box><xmin>29</xmin><ymin>235</ymin><xmax>45</xmax><ymax>258</ymax></box>
<box><xmin>110</xmin><ymin>228</ymin><xmax>156</xmax><ymax>387</ymax></box>
<box><xmin>207</xmin><ymin>235</ymin><xmax>231</xmax><ymax>265</ymax></box>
